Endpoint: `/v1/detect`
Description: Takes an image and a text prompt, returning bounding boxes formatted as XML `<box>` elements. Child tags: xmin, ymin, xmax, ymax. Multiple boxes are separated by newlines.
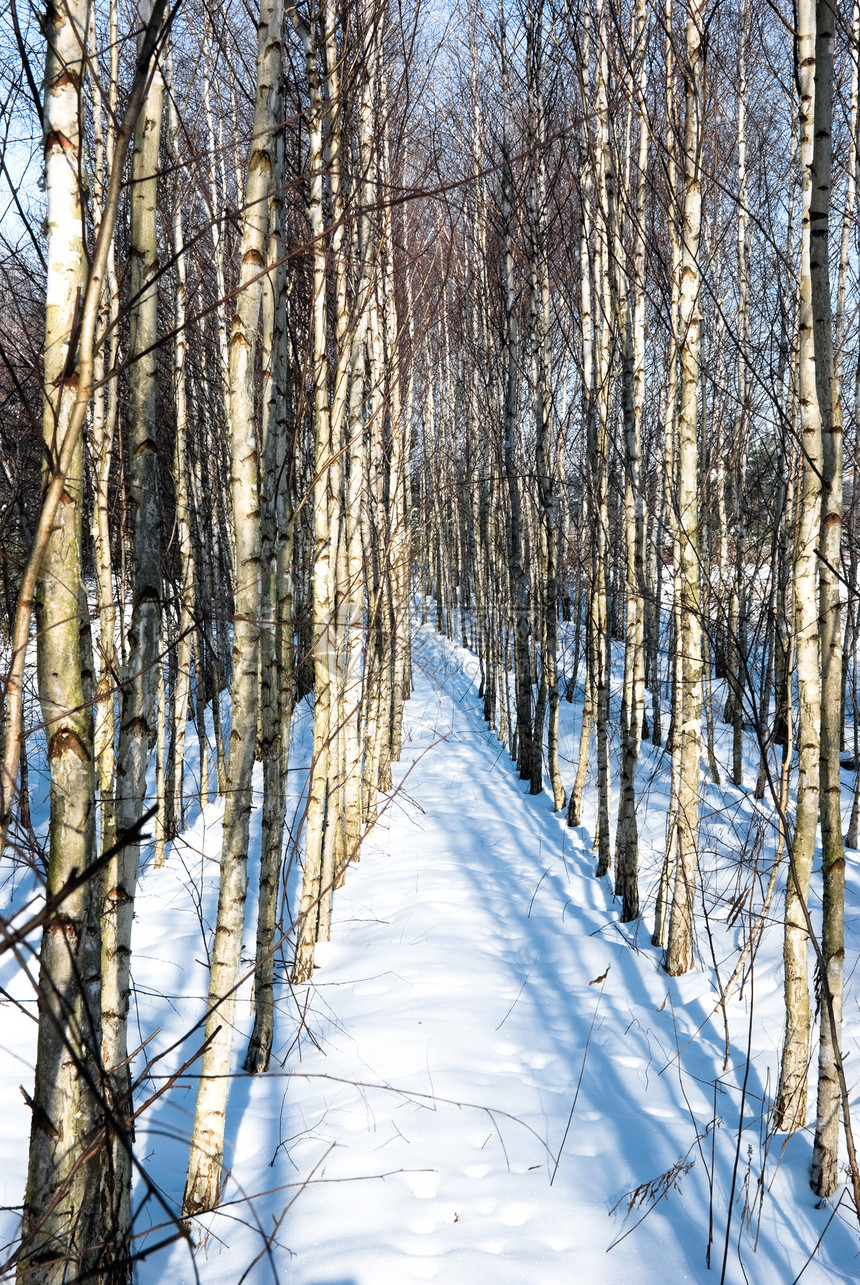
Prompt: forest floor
<box><xmin>3</xmin><ymin>623</ymin><xmax>860</xmax><ymax>1282</ymax></box>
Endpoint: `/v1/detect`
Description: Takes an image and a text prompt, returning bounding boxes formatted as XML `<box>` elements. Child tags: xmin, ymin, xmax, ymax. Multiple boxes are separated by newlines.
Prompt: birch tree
<box><xmin>245</xmin><ymin>81</ymin><xmax>292</xmax><ymax>1074</ymax></box>
<box><xmin>101</xmin><ymin>0</ymin><xmax>165</xmax><ymax>1251</ymax></box>
<box><xmin>810</xmin><ymin>0</ymin><xmax>844</xmax><ymax>1199</ymax></box>
<box><xmin>183</xmin><ymin>0</ymin><xmax>283</xmax><ymax>1213</ymax></box>
<box><xmin>17</xmin><ymin>5</ymin><xmax>101</xmax><ymax>1276</ymax></box>
<box><xmin>526</xmin><ymin>1</ymin><xmax>565</xmax><ymax>811</ymax></box>
<box><xmin>664</xmin><ymin>0</ymin><xmax>706</xmax><ymax>977</ymax></box>
<box><xmin>290</xmin><ymin>0</ymin><xmax>338</xmax><ymax>985</ymax></box>
<box><xmin>774</xmin><ymin>0</ymin><xmax>824</xmax><ymax>1132</ymax></box>
<box><xmin>613</xmin><ymin>0</ymin><xmax>648</xmax><ymax>920</ymax></box>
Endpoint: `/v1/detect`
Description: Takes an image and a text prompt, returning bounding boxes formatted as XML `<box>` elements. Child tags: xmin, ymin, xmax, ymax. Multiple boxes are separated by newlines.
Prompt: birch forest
<box><xmin>2</xmin><ymin>0</ymin><xmax>860</xmax><ymax>1279</ymax></box>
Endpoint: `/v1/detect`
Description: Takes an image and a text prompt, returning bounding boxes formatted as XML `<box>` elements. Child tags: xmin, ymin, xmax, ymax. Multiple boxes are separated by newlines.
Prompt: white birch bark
<box><xmin>499</xmin><ymin>2</ymin><xmax>537</xmax><ymax>793</ymax></box>
<box><xmin>183</xmin><ymin>0</ymin><xmax>281</xmax><ymax>1211</ymax></box>
<box><xmin>527</xmin><ymin>9</ymin><xmax>564</xmax><ymax>811</ymax></box>
<box><xmin>100</xmin><ymin>0</ymin><xmax>165</xmax><ymax>1251</ymax></box>
<box><xmin>664</xmin><ymin>0</ymin><xmax>706</xmax><ymax>977</ymax></box>
<box><xmin>810</xmin><ymin>0</ymin><xmax>845</xmax><ymax>1198</ymax></box>
<box><xmin>588</xmin><ymin>5</ymin><xmax>613</xmax><ymax>877</ymax></box>
<box><xmin>18</xmin><ymin>5</ymin><xmax>101</xmax><ymax>1276</ymax></box>
<box><xmin>89</xmin><ymin>0</ymin><xmax>120</xmax><ymax>864</ymax></box>
<box><xmin>652</xmin><ymin>0</ymin><xmax>682</xmax><ymax>950</ymax></box>
<box><xmin>317</xmin><ymin>3</ymin><xmax>350</xmax><ymax>941</ymax></box>
<box><xmin>291</xmin><ymin>0</ymin><xmax>336</xmax><ymax>984</ymax></box>
<box><xmin>614</xmin><ymin>0</ymin><xmax>648</xmax><ymax>919</ymax></box>
<box><xmin>341</xmin><ymin>13</ymin><xmax>379</xmax><ymax>868</ymax></box>
<box><xmin>166</xmin><ymin>40</ymin><xmax>196</xmax><ymax>838</ymax></box>
<box><xmin>382</xmin><ymin>154</ymin><xmax>410</xmax><ymax>775</ymax></box>
<box><xmin>774</xmin><ymin>0</ymin><xmax>823</xmax><ymax>1133</ymax></box>
<box><xmin>567</xmin><ymin>38</ymin><xmax>595</xmax><ymax>828</ymax></box>
<box><xmin>841</xmin><ymin>5</ymin><xmax>860</xmax><ymax>848</ymax></box>
<box><xmin>245</xmin><ymin>103</ymin><xmax>292</xmax><ymax>1073</ymax></box>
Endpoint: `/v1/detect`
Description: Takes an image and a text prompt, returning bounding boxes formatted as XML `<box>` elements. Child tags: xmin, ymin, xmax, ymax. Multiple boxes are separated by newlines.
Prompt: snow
<box><xmin>2</xmin><ymin>623</ymin><xmax>859</xmax><ymax>1283</ymax></box>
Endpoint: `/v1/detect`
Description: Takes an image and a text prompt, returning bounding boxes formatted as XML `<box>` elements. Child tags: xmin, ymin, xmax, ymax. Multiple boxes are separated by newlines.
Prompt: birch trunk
<box><xmin>664</xmin><ymin>0</ymin><xmax>705</xmax><ymax>977</ymax></box>
<box><xmin>183</xmin><ymin>0</ymin><xmax>281</xmax><ymax>1211</ymax></box>
<box><xmin>499</xmin><ymin>4</ymin><xmax>536</xmax><ymax>792</ymax></box>
<box><xmin>774</xmin><ymin>0</ymin><xmax>823</xmax><ymax>1132</ymax></box>
<box><xmin>590</xmin><ymin>10</ymin><xmax>613</xmax><ymax>877</ymax></box>
<box><xmin>843</xmin><ymin>7</ymin><xmax>860</xmax><ymax>848</ymax></box>
<box><xmin>651</xmin><ymin>0</ymin><xmax>682</xmax><ymax>950</ymax></box>
<box><xmin>245</xmin><ymin>107</ymin><xmax>291</xmax><ymax>1073</ymax></box>
<box><xmin>380</xmin><ymin>105</ymin><xmax>410</xmax><ymax>772</ymax></box>
<box><xmin>19</xmin><ymin>5</ymin><xmax>101</xmax><ymax>1276</ymax></box>
<box><xmin>614</xmin><ymin>0</ymin><xmax>648</xmax><ymax>919</ymax></box>
<box><xmin>729</xmin><ymin>0</ymin><xmax>750</xmax><ymax>788</ymax></box>
<box><xmin>166</xmin><ymin>41</ymin><xmax>196</xmax><ymax>839</ymax></box>
<box><xmin>291</xmin><ymin>1</ymin><xmax>336</xmax><ymax>984</ymax></box>
<box><xmin>317</xmin><ymin>4</ymin><xmax>351</xmax><ymax>941</ymax></box>
<box><xmin>101</xmin><ymin>3</ymin><xmax>164</xmax><ymax>1253</ymax></box>
<box><xmin>527</xmin><ymin>11</ymin><xmax>564</xmax><ymax>810</ymax></box>
<box><xmin>89</xmin><ymin>0</ymin><xmax>119</xmax><ymax>865</ymax></box>
<box><xmin>568</xmin><ymin>86</ymin><xmax>595</xmax><ymax>826</ymax></box>
<box><xmin>810</xmin><ymin>0</ymin><xmax>844</xmax><ymax>1198</ymax></box>
<box><xmin>341</xmin><ymin>19</ymin><xmax>378</xmax><ymax>868</ymax></box>
<box><xmin>592</xmin><ymin>239</ymin><xmax>613</xmax><ymax>878</ymax></box>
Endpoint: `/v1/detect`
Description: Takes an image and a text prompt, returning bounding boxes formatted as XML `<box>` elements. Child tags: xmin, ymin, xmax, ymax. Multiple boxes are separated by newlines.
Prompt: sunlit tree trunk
<box><xmin>166</xmin><ymin>39</ymin><xmax>196</xmax><ymax>841</ymax></box>
<box><xmin>245</xmin><ymin>102</ymin><xmax>291</xmax><ymax>1073</ymax></box>
<box><xmin>341</xmin><ymin>14</ymin><xmax>378</xmax><ymax>868</ymax></box>
<box><xmin>363</xmin><ymin>259</ymin><xmax>395</xmax><ymax>805</ymax></box>
<box><xmin>183</xmin><ymin>0</ymin><xmax>281</xmax><ymax>1211</ymax></box>
<box><xmin>89</xmin><ymin>0</ymin><xmax>119</xmax><ymax>865</ymax></box>
<box><xmin>291</xmin><ymin>0</ymin><xmax>336</xmax><ymax>984</ymax></box>
<box><xmin>774</xmin><ymin>0</ymin><xmax>823</xmax><ymax>1132</ymax></box>
<box><xmin>841</xmin><ymin>3</ymin><xmax>860</xmax><ymax>849</ymax></box>
<box><xmin>317</xmin><ymin>3</ymin><xmax>351</xmax><ymax>943</ymax></box>
<box><xmin>665</xmin><ymin>0</ymin><xmax>706</xmax><ymax>977</ymax></box>
<box><xmin>810</xmin><ymin>0</ymin><xmax>844</xmax><ymax>1199</ymax></box>
<box><xmin>378</xmin><ymin>100</ymin><xmax>410</xmax><ymax>775</ymax></box>
<box><xmin>18</xmin><ymin>5</ymin><xmax>102</xmax><ymax>1276</ymax></box>
<box><xmin>101</xmin><ymin>0</ymin><xmax>164</xmax><ymax>1251</ymax></box>
<box><xmin>527</xmin><ymin>7</ymin><xmax>564</xmax><ymax>809</ymax></box>
<box><xmin>614</xmin><ymin>0</ymin><xmax>648</xmax><ymax>920</ymax></box>
<box><xmin>651</xmin><ymin>0</ymin><xmax>682</xmax><ymax>943</ymax></box>
<box><xmin>568</xmin><ymin>46</ymin><xmax>595</xmax><ymax>830</ymax></box>
<box><xmin>586</xmin><ymin>3</ymin><xmax>614</xmax><ymax>877</ymax></box>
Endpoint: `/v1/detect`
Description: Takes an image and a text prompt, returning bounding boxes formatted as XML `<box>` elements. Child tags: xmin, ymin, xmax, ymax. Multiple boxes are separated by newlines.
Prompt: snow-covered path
<box><xmin>130</xmin><ymin>626</ymin><xmax>857</xmax><ymax>1285</ymax></box>
<box><xmin>3</xmin><ymin>626</ymin><xmax>858</xmax><ymax>1284</ymax></box>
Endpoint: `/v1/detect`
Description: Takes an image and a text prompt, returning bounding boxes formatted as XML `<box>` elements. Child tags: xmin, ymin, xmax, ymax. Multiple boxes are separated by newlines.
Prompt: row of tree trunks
<box><xmin>11</xmin><ymin>2</ymin><xmax>172</xmax><ymax>1278</ymax></box>
<box><xmin>289</xmin><ymin>0</ymin><xmax>411</xmax><ymax>988</ymax></box>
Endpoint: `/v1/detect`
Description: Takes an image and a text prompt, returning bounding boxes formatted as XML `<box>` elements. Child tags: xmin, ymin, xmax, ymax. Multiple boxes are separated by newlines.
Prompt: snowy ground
<box><xmin>2</xmin><ymin>623</ymin><xmax>860</xmax><ymax>1282</ymax></box>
